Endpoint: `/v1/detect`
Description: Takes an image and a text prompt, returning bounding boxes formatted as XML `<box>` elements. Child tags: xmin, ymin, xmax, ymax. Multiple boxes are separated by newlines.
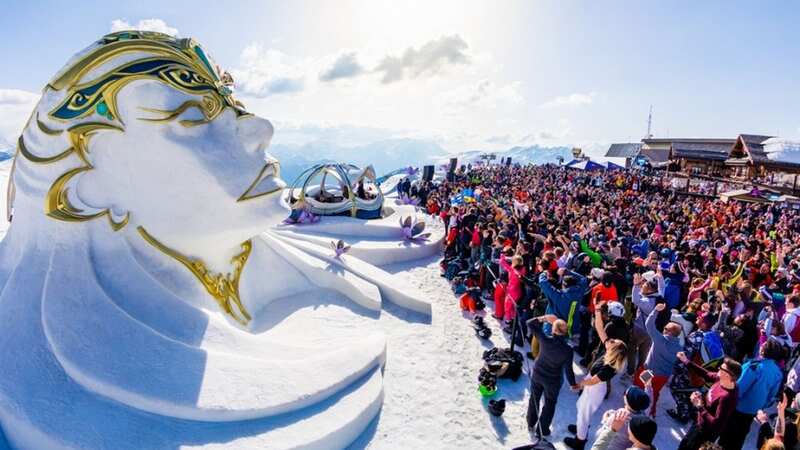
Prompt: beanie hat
<box><xmin>624</xmin><ymin>386</ymin><xmax>651</xmax><ymax>412</ymax></box>
<box><xmin>591</xmin><ymin>268</ymin><xmax>605</xmax><ymax>280</ymax></box>
<box><xmin>641</xmin><ymin>271</ymin><xmax>657</xmax><ymax>283</ymax></box>
<box><xmin>701</xmin><ymin>313</ymin><xmax>717</xmax><ymax>328</ymax></box>
<box><xmin>629</xmin><ymin>416</ymin><xmax>657</xmax><ymax>446</ymax></box>
<box><xmin>607</xmin><ymin>301</ymin><xmax>625</xmax><ymax>318</ymax></box>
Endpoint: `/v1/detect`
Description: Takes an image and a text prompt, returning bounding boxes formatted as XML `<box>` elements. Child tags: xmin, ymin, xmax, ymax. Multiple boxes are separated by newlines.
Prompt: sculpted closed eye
<box><xmin>138</xmin><ymin>95</ymin><xmax>223</xmax><ymax>127</ymax></box>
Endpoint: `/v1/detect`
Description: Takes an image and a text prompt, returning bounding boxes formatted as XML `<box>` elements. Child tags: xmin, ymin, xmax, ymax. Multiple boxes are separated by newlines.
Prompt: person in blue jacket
<box><xmin>718</xmin><ymin>338</ymin><xmax>785</xmax><ymax>449</ymax></box>
<box><xmin>662</xmin><ymin>262</ymin><xmax>686</xmax><ymax>310</ymax></box>
<box><xmin>631</xmin><ymin>233</ymin><xmax>650</xmax><ymax>259</ymax></box>
<box><xmin>539</xmin><ymin>268</ymin><xmax>588</xmax><ymax>338</ymax></box>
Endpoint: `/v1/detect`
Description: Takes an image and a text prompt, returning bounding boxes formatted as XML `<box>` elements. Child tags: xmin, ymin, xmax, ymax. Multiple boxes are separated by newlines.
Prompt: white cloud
<box><xmin>319</xmin><ymin>52</ymin><xmax>365</xmax><ymax>82</ymax></box>
<box><xmin>0</xmin><ymin>89</ymin><xmax>39</xmax><ymax>149</ymax></box>
<box><xmin>110</xmin><ymin>18</ymin><xmax>179</xmax><ymax>36</ymax></box>
<box><xmin>517</xmin><ymin>119</ymin><xmax>572</xmax><ymax>144</ymax></box>
<box><xmin>232</xmin><ymin>35</ymin><xmax>475</xmax><ymax>100</ymax></box>
<box><xmin>485</xmin><ymin>135</ymin><xmax>511</xmax><ymax>145</ymax></box>
<box><xmin>231</xmin><ymin>44</ymin><xmax>306</xmax><ymax>97</ymax></box>
<box><xmin>273</xmin><ymin>121</ymin><xmax>412</xmax><ymax>147</ymax></box>
<box><xmin>0</xmin><ymin>89</ymin><xmax>39</xmax><ymax>106</ymax></box>
<box><xmin>229</xmin><ymin>37</ymin><xmax>524</xmax><ymax>152</ymax></box>
<box><xmin>541</xmin><ymin>92</ymin><xmax>595</xmax><ymax>109</ymax></box>
<box><xmin>374</xmin><ymin>35</ymin><xmax>470</xmax><ymax>83</ymax></box>
<box><xmin>437</xmin><ymin>79</ymin><xmax>523</xmax><ymax>112</ymax></box>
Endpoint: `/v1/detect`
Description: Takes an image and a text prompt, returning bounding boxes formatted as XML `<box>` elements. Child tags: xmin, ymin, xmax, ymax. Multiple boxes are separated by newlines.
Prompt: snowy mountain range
<box><xmin>445</xmin><ymin>145</ymin><xmax>576</xmax><ymax>167</ymax></box>
<box><xmin>271</xmin><ymin>139</ymin><xmax>611</xmax><ymax>182</ymax></box>
<box><xmin>270</xmin><ymin>138</ymin><xmax>448</xmax><ymax>182</ymax></box>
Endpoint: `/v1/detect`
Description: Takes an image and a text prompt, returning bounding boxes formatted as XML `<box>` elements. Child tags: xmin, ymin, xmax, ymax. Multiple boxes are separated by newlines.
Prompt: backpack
<box><xmin>444</xmin><ymin>258</ymin><xmax>464</xmax><ymax>280</ymax></box>
<box><xmin>700</xmin><ymin>331</ymin><xmax>725</xmax><ymax>364</ymax></box>
<box><xmin>482</xmin><ymin>347</ymin><xmax>524</xmax><ymax>381</ymax></box>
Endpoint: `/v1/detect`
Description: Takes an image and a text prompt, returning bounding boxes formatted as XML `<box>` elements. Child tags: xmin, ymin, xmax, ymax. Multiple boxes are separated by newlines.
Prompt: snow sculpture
<box><xmin>0</xmin><ymin>31</ymin><xmax>434</xmax><ymax>449</ymax></box>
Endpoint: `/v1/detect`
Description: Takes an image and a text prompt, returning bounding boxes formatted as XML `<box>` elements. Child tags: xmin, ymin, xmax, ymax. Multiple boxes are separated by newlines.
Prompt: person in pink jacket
<box><xmin>499</xmin><ymin>254</ymin><xmax>526</xmax><ymax>325</ymax></box>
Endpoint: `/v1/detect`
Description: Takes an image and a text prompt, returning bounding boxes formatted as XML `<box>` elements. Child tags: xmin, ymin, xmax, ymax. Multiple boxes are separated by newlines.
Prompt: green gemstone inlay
<box><xmin>194</xmin><ymin>45</ymin><xmax>219</xmax><ymax>81</ymax></box>
<box><xmin>95</xmin><ymin>101</ymin><xmax>113</xmax><ymax>120</ymax></box>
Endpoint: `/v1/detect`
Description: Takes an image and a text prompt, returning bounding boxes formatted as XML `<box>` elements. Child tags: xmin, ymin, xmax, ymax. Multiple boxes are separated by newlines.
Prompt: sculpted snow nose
<box><xmin>238</xmin><ymin>115</ymin><xmax>274</xmax><ymax>156</ymax></box>
<box><xmin>235</xmin><ymin>115</ymin><xmax>285</xmax><ymax>202</ymax></box>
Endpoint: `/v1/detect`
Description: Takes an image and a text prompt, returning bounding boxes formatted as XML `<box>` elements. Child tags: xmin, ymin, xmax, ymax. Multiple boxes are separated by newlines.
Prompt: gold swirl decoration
<box><xmin>137</xmin><ymin>226</ymin><xmax>253</xmax><ymax>325</ymax></box>
<box><xmin>138</xmin><ymin>95</ymin><xmax>224</xmax><ymax>127</ymax></box>
<box><xmin>36</xmin><ymin>113</ymin><xmax>63</xmax><ymax>136</ymax></box>
<box><xmin>47</xmin><ymin>31</ymin><xmax>245</xmax><ymax>124</ymax></box>
<box><xmin>18</xmin><ymin>121</ymin><xmax>130</xmax><ymax>231</ymax></box>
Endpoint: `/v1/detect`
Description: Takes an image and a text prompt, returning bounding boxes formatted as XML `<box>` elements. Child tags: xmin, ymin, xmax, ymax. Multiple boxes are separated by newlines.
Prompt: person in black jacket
<box><xmin>526</xmin><ymin>314</ymin><xmax>579</xmax><ymax>437</ymax></box>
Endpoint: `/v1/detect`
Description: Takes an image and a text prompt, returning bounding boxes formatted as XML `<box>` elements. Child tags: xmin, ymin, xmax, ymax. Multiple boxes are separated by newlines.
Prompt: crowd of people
<box><xmin>419</xmin><ymin>162</ymin><xmax>800</xmax><ymax>450</ymax></box>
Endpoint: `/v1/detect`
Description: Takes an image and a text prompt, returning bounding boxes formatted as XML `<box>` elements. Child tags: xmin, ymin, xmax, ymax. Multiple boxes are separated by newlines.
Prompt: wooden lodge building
<box><xmin>607</xmin><ymin>134</ymin><xmax>800</xmax><ymax>189</ymax></box>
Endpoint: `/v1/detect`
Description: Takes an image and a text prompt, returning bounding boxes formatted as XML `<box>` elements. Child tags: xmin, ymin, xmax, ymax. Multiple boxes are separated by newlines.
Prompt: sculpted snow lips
<box><xmin>238</xmin><ymin>160</ymin><xmax>284</xmax><ymax>202</ymax></box>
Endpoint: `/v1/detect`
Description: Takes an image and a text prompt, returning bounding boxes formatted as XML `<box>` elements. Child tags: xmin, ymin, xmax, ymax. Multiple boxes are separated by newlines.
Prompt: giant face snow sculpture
<box><xmin>0</xmin><ymin>31</ymin><xmax>432</xmax><ymax>449</ymax></box>
<box><xmin>16</xmin><ymin>30</ymin><xmax>286</xmax><ymax>324</ymax></box>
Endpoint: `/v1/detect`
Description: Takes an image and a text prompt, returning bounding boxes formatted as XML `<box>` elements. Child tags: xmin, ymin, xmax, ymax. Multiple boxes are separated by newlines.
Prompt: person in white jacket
<box><xmin>591</xmin><ymin>411</ymin><xmax>658</xmax><ymax>450</ymax></box>
<box><xmin>594</xmin><ymin>384</ymin><xmax>652</xmax><ymax>450</ymax></box>
<box><xmin>782</xmin><ymin>295</ymin><xmax>800</xmax><ymax>348</ymax></box>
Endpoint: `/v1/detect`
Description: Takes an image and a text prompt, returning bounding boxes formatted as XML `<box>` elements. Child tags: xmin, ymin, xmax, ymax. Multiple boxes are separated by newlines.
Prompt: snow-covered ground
<box><xmin>0</xmin><ymin>157</ymin><xmax>758</xmax><ymax>449</ymax></box>
<box><xmin>351</xmin><ymin>254</ymin><xmax>760</xmax><ymax>450</ymax></box>
<box><xmin>0</xmin><ymin>160</ymin><xmax>10</xmax><ymax>239</ymax></box>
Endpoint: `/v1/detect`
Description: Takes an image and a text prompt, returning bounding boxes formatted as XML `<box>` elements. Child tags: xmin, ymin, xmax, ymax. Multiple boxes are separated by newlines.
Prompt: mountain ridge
<box><xmin>270</xmin><ymin>140</ymin><xmax>599</xmax><ymax>181</ymax></box>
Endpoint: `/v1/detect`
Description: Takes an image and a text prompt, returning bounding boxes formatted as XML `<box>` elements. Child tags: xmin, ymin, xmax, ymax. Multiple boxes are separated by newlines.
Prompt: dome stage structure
<box><xmin>287</xmin><ymin>163</ymin><xmax>385</xmax><ymax>220</ymax></box>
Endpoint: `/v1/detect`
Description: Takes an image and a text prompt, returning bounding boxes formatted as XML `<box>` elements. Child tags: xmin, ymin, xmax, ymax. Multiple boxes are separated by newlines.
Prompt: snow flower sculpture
<box><xmin>404</xmin><ymin>166</ymin><xmax>419</xmax><ymax>176</ymax></box>
<box><xmin>330</xmin><ymin>239</ymin><xmax>351</xmax><ymax>258</ymax></box>
<box><xmin>284</xmin><ymin>206</ymin><xmax>320</xmax><ymax>224</ymax></box>
<box><xmin>395</xmin><ymin>194</ymin><xmax>420</xmax><ymax>207</ymax></box>
<box><xmin>400</xmin><ymin>216</ymin><xmax>431</xmax><ymax>241</ymax></box>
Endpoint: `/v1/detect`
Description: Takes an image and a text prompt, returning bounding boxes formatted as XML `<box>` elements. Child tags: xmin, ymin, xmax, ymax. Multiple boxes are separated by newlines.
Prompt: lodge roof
<box><xmin>639</xmin><ymin>147</ymin><xmax>670</xmax><ymax>163</ymax></box>
<box><xmin>605</xmin><ymin>143</ymin><xmax>641</xmax><ymax>158</ymax></box>
<box><xmin>740</xmin><ymin>134</ymin><xmax>773</xmax><ymax>145</ymax></box>
<box><xmin>642</xmin><ymin>137</ymin><xmax>734</xmax><ymax>145</ymax></box>
<box><xmin>736</xmin><ymin>134</ymin><xmax>775</xmax><ymax>163</ymax></box>
<box><xmin>671</xmin><ymin>141</ymin><xmax>732</xmax><ymax>161</ymax></box>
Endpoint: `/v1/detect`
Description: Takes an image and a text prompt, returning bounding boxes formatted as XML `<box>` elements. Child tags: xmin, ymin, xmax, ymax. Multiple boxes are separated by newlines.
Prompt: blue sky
<box><xmin>0</xmin><ymin>1</ymin><xmax>798</xmax><ymax>153</ymax></box>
